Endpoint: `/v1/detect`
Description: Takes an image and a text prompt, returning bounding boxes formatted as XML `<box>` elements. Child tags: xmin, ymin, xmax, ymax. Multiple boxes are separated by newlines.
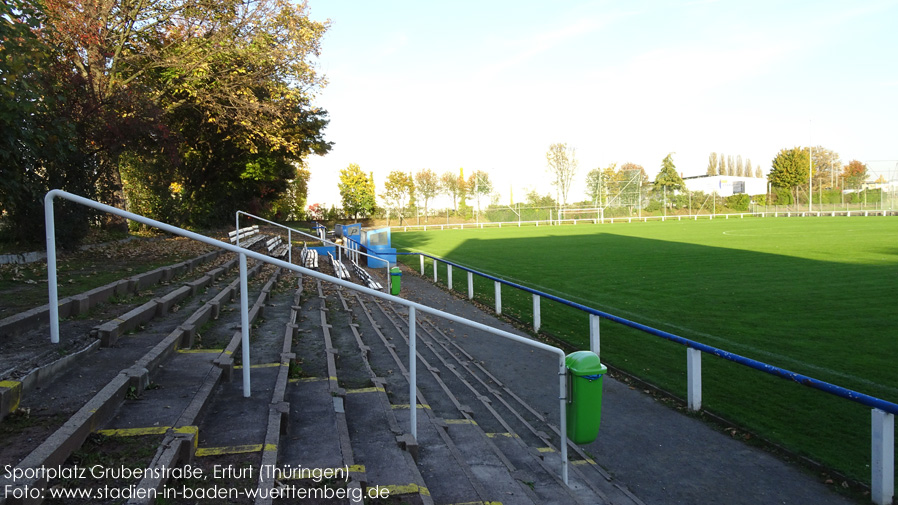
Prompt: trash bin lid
<box><xmin>390</xmin><ymin>267</ymin><xmax>401</xmax><ymax>274</ymax></box>
<box><xmin>565</xmin><ymin>351</ymin><xmax>606</xmax><ymax>376</ymax></box>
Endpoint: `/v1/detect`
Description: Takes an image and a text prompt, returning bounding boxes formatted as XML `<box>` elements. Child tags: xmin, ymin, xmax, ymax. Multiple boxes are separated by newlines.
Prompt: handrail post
<box><xmin>872</xmin><ymin>408</ymin><xmax>895</xmax><ymax>505</ymax></box>
<box><xmin>419</xmin><ymin>254</ymin><xmax>424</xmax><ymax>275</ymax></box>
<box><xmin>433</xmin><ymin>259</ymin><xmax>438</xmax><ymax>283</ymax></box>
<box><xmin>558</xmin><ymin>354</ymin><xmax>569</xmax><ymax>485</ymax></box>
<box><xmin>44</xmin><ymin>192</ymin><xmax>60</xmax><ymax>344</ymax></box>
<box><xmin>589</xmin><ymin>314</ymin><xmax>600</xmax><ymax>356</ymax></box>
<box><xmin>494</xmin><ymin>281</ymin><xmax>502</xmax><ymax>315</ymax></box>
<box><xmin>448</xmin><ymin>265</ymin><xmax>453</xmax><ymax>291</ymax></box>
<box><xmin>467</xmin><ymin>272</ymin><xmax>474</xmax><ymax>300</ymax></box>
<box><xmin>409</xmin><ymin>307</ymin><xmax>417</xmax><ymax>441</ymax></box>
<box><xmin>533</xmin><ymin>294</ymin><xmax>541</xmax><ymax>332</ymax></box>
<box><xmin>687</xmin><ymin>348</ymin><xmax>701</xmax><ymax>411</ymax></box>
<box><xmin>235</xmin><ymin>212</ymin><xmax>240</xmax><ymax>248</ymax></box>
<box><xmin>239</xmin><ymin>253</ymin><xmax>251</xmax><ymax>397</ymax></box>
<box><xmin>288</xmin><ymin>230</ymin><xmax>292</xmax><ymax>264</ymax></box>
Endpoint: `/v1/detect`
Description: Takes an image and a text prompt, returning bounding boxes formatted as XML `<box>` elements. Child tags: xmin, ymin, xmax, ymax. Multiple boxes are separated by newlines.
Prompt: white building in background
<box><xmin>682</xmin><ymin>175</ymin><xmax>768</xmax><ymax>197</ymax></box>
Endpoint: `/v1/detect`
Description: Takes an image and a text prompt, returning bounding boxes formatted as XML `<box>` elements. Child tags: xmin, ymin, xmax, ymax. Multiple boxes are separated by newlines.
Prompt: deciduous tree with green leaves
<box><xmin>339</xmin><ymin>164</ymin><xmax>376</xmax><ymax>219</ymax></box>
<box><xmin>769</xmin><ymin>147</ymin><xmax>812</xmax><ymax>204</ymax></box>
<box><xmin>546</xmin><ymin>143</ymin><xmax>578</xmax><ymax>207</ymax></box>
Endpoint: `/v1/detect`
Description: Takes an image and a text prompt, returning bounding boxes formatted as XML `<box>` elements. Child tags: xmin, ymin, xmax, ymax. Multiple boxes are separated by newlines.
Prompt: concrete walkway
<box><xmin>395</xmin><ymin>266</ymin><xmax>863</xmax><ymax>505</ymax></box>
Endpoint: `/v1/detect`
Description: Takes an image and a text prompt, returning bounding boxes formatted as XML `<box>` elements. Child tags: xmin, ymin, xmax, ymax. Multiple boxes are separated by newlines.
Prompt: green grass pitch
<box><xmin>392</xmin><ymin>217</ymin><xmax>898</xmax><ymax>484</ymax></box>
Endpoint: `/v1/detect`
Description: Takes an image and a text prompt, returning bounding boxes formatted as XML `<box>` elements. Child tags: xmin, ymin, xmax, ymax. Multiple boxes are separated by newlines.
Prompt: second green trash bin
<box><xmin>390</xmin><ymin>267</ymin><xmax>401</xmax><ymax>295</ymax></box>
<box><xmin>565</xmin><ymin>350</ymin><xmax>607</xmax><ymax>444</ymax></box>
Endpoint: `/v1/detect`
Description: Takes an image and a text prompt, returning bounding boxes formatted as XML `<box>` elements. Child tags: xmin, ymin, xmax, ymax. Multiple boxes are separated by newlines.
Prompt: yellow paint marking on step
<box><xmin>537</xmin><ymin>447</ymin><xmax>556</xmax><ymax>453</ymax></box>
<box><xmin>346</xmin><ymin>387</ymin><xmax>385</xmax><ymax>394</ymax></box>
<box><xmin>96</xmin><ymin>426</ymin><xmax>170</xmax><ymax>437</ymax></box>
<box><xmin>348</xmin><ymin>465</ymin><xmax>365</xmax><ymax>473</ymax></box>
<box><xmin>445</xmin><ymin>419</ymin><xmax>477</xmax><ymax>425</ymax></box>
<box><xmin>195</xmin><ymin>443</ymin><xmax>276</xmax><ymax>457</ymax></box>
<box><xmin>485</xmin><ymin>433</ymin><xmax>519</xmax><ymax>439</ymax></box>
<box><xmin>571</xmin><ymin>458</ymin><xmax>596</xmax><ymax>466</ymax></box>
<box><xmin>233</xmin><ymin>362</ymin><xmax>283</xmax><ymax>369</ymax></box>
<box><xmin>178</xmin><ymin>349</ymin><xmax>225</xmax><ymax>354</ymax></box>
<box><xmin>289</xmin><ymin>377</ymin><xmax>325</xmax><ymax>384</ymax></box>
<box><xmin>0</xmin><ymin>381</ymin><xmax>21</xmax><ymax>412</ymax></box>
<box><xmin>381</xmin><ymin>484</ymin><xmax>430</xmax><ymax>496</ymax></box>
<box><xmin>452</xmin><ymin>502</ymin><xmax>504</xmax><ymax>505</ymax></box>
<box><xmin>391</xmin><ymin>404</ymin><xmax>431</xmax><ymax>410</ymax></box>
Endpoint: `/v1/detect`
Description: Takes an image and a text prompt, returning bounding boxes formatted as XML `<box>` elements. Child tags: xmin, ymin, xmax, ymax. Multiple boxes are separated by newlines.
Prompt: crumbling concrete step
<box><xmin>281</xmin><ymin>378</ymin><xmax>344</xmax><ymax>471</ymax></box>
<box><xmin>343</xmin><ymin>390</ymin><xmax>432</xmax><ymax>505</ymax></box>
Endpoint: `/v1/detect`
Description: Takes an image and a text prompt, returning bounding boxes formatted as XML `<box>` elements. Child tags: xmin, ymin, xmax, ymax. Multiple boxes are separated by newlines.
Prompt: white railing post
<box><xmin>872</xmin><ymin>408</ymin><xmax>895</xmax><ymax>505</ymax></box>
<box><xmin>589</xmin><ymin>314</ymin><xmax>600</xmax><ymax>356</ymax></box>
<box><xmin>409</xmin><ymin>307</ymin><xmax>417</xmax><ymax>441</ymax></box>
<box><xmin>495</xmin><ymin>281</ymin><xmax>502</xmax><ymax>315</ymax></box>
<box><xmin>687</xmin><ymin>348</ymin><xmax>701</xmax><ymax>411</ymax></box>
<box><xmin>448</xmin><ymin>265</ymin><xmax>453</xmax><ymax>291</ymax></box>
<box><xmin>288</xmin><ymin>230</ymin><xmax>292</xmax><ymax>264</ymax></box>
<box><xmin>467</xmin><ymin>272</ymin><xmax>474</xmax><ymax>300</ymax></box>
<box><xmin>44</xmin><ymin>193</ymin><xmax>59</xmax><ymax>344</ymax></box>
<box><xmin>533</xmin><ymin>294</ymin><xmax>541</xmax><ymax>332</ymax></box>
<box><xmin>433</xmin><ymin>259</ymin><xmax>438</xmax><ymax>282</ymax></box>
<box><xmin>558</xmin><ymin>355</ymin><xmax>569</xmax><ymax>485</ymax></box>
<box><xmin>235</xmin><ymin>213</ymin><xmax>240</xmax><ymax>248</ymax></box>
<box><xmin>420</xmin><ymin>254</ymin><xmax>424</xmax><ymax>275</ymax></box>
<box><xmin>239</xmin><ymin>253</ymin><xmax>252</xmax><ymax>397</ymax></box>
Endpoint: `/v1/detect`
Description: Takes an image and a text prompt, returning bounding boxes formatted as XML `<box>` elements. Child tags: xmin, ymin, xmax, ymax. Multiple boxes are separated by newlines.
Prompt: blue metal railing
<box><xmin>395</xmin><ymin>250</ymin><xmax>898</xmax><ymax>415</ymax></box>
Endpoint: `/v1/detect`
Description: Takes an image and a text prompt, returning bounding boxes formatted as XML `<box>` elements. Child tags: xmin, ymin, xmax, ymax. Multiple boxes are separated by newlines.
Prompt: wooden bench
<box><xmin>351</xmin><ymin>261</ymin><xmax>383</xmax><ymax>290</ymax></box>
<box><xmin>300</xmin><ymin>246</ymin><xmax>318</xmax><ymax>269</ymax></box>
<box><xmin>229</xmin><ymin>225</ymin><xmax>265</xmax><ymax>249</ymax></box>
<box><xmin>328</xmin><ymin>252</ymin><xmax>351</xmax><ymax>280</ymax></box>
<box><xmin>265</xmin><ymin>236</ymin><xmax>289</xmax><ymax>258</ymax></box>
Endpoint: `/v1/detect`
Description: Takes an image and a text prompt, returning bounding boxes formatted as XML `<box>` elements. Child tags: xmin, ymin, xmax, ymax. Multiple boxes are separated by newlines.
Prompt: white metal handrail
<box><xmin>43</xmin><ymin>190</ymin><xmax>572</xmax><ymax>484</ymax></box>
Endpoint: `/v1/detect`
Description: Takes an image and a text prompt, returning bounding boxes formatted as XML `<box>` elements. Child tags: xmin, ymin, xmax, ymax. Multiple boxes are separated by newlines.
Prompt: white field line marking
<box><xmin>405</xmin><ymin>249</ymin><xmax>896</xmax><ymax>397</ymax></box>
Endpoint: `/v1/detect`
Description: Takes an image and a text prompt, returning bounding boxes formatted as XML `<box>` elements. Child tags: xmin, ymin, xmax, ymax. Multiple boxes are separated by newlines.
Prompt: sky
<box><xmin>302</xmin><ymin>0</ymin><xmax>898</xmax><ymax>208</ymax></box>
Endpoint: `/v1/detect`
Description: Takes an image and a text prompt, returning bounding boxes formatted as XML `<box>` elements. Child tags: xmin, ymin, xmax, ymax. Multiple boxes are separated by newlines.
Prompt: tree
<box><xmin>546</xmin><ymin>143</ymin><xmax>578</xmax><ymax>207</ymax></box>
<box><xmin>616</xmin><ymin>163</ymin><xmax>648</xmax><ymax>209</ymax></box>
<box><xmin>414</xmin><ymin>169</ymin><xmax>440</xmax><ymax>221</ymax></box>
<box><xmin>736</xmin><ymin>155</ymin><xmax>744</xmax><ymax>177</ymax></box>
<box><xmin>440</xmin><ymin>170</ymin><xmax>464</xmax><ymax>212</ymax></box>
<box><xmin>707</xmin><ymin>153</ymin><xmax>718</xmax><ymax>176</ymax></box>
<box><xmin>467</xmin><ymin>170</ymin><xmax>492</xmax><ymax>219</ymax></box>
<box><xmin>842</xmin><ymin>160</ymin><xmax>868</xmax><ymax>190</ymax></box>
<box><xmin>810</xmin><ymin>146</ymin><xmax>841</xmax><ymax>189</ymax></box>
<box><xmin>654</xmin><ymin>154</ymin><xmax>684</xmax><ymax>193</ymax></box>
<box><xmin>718</xmin><ymin>153</ymin><xmax>726</xmax><ymax>177</ymax></box>
<box><xmin>755</xmin><ymin>165</ymin><xmax>763</xmax><ymax>179</ymax></box>
<box><xmin>769</xmin><ymin>147</ymin><xmax>811</xmax><ymax>204</ymax></box>
<box><xmin>585</xmin><ymin>163</ymin><xmax>616</xmax><ymax>206</ymax></box>
<box><xmin>382</xmin><ymin>171</ymin><xmax>415</xmax><ymax>225</ymax></box>
<box><xmin>338</xmin><ymin>164</ymin><xmax>376</xmax><ymax>219</ymax></box>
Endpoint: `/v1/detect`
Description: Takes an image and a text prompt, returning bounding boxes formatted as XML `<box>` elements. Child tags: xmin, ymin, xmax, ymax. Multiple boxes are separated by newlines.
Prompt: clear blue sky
<box><xmin>304</xmin><ymin>0</ymin><xmax>898</xmax><ymax>207</ymax></box>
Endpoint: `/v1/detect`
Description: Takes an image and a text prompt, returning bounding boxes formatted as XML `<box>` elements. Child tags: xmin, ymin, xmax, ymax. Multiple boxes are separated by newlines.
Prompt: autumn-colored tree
<box><xmin>339</xmin><ymin>164</ymin><xmax>376</xmax><ymax>219</ymax></box>
<box><xmin>382</xmin><ymin>171</ymin><xmax>415</xmax><ymax>225</ymax></box>
<box><xmin>585</xmin><ymin>164</ymin><xmax>616</xmax><ymax>206</ymax></box>
<box><xmin>414</xmin><ymin>169</ymin><xmax>440</xmax><ymax>221</ymax></box>
<box><xmin>440</xmin><ymin>170</ymin><xmax>464</xmax><ymax>212</ymax></box>
<box><xmin>467</xmin><ymin>170</ymin><xmax>493</xmax><ymax>218</ymax></box>
<box><xmin>546</xmin><ymin>143</ymin><xmax>578</xmax><ymax>206</ymax></box>
<box><xmin>706</xmin><ymin>153</ymin><xmax>718</xmax><ymax>176</ymax></box>
<box><xmin>769</xmin><ymin>147</ymin><xmax>812</xmax><ymax>203</ymax></box>
<box><xmin>616</xmin><ymin>163</ymin><xmax>648</xmax><ymax>208</ymax></box>
<box><xmin>841</xmin><ymin>160</ymin><xmax>868</xmax><ymax>190</ymax></box>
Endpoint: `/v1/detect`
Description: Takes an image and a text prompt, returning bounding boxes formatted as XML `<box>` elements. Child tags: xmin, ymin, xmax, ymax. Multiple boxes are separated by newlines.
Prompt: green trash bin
<box><xmin>390</xmin><ymin>267</ymin><xmax>401</xmax><ymax>295</ymax></box>
<box><xmin>565</xmin><ymin>350</ymin><xmax>607</xmax><ymax>444</ymax></box>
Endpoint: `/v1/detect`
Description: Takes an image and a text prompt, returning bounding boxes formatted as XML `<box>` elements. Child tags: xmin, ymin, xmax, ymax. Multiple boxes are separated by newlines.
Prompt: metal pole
<box><xmin>558</xmin><ymin>355</ymin><xmax>569</xmax><ymax>485</ymax></box>
<box><xmin>44</xmin><ymin>193</ymin><xmax>59</xmax><ymax>344</ymax></box>
<box><xmin>239</xmin><ymin>253</ymin><xmax>251</xmax><ymax>397</ymax></box>
<box><xmin>409</xmin><ymin>307</ymin><xmax>417</xmax><ymax>441</ymax></box>
<box><xmin>288</xmin><ymin>230</ymin><xmax>292</xmax><ymax>264</ymax></box>
<box><xmin>533</xmin><ymin>294</ymin><xmax>541</xmax><ymax>332</ymax></box>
